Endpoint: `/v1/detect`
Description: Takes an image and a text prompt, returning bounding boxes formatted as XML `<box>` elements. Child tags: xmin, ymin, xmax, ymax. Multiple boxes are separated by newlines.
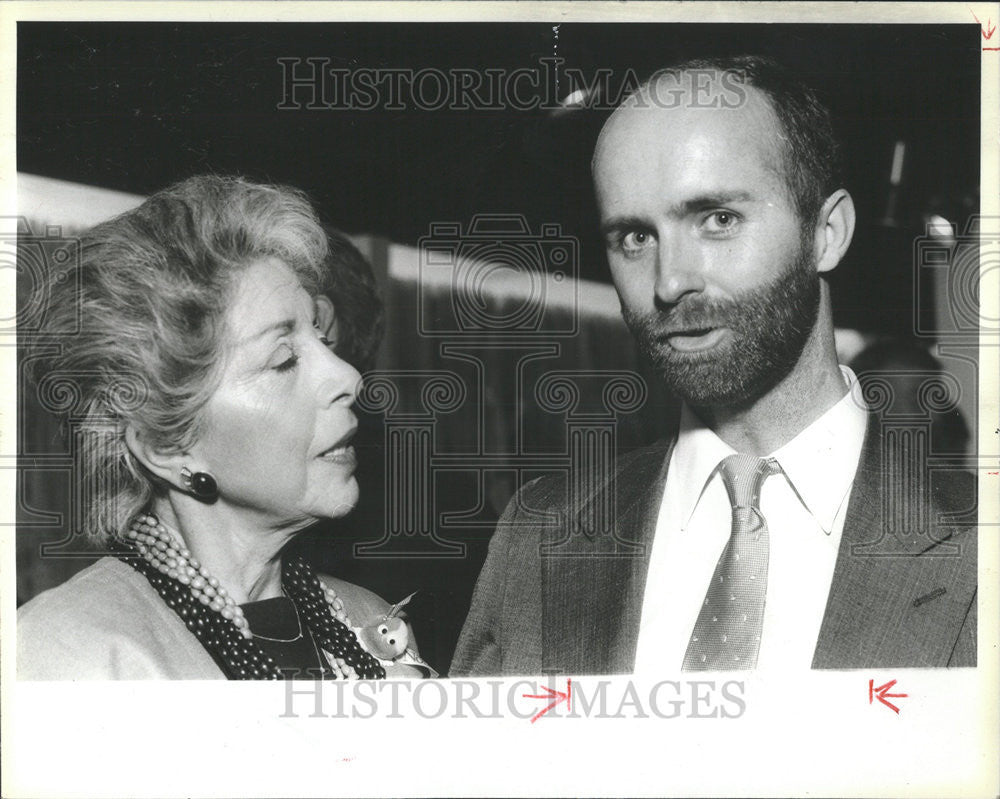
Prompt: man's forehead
<box><xmin>630</xmin><ymin>67</ymin><xmax>751</xmax><ymax>107</ymax></box>
<box><xmin>609</xmin><ymin>77</ymin><xmax>775</xmax><ymax>133</ymax></box>
<box><xmin>593</xmin><ymin>79</ymin><xmax>785</xmax><ymax>180</ymax></box>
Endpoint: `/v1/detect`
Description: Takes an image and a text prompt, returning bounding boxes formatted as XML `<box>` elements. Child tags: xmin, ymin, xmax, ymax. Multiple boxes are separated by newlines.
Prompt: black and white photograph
<box><xmin>2</xmin><ymin>2</ymin><xmax>998</xmax><ymax>797</ymax></box>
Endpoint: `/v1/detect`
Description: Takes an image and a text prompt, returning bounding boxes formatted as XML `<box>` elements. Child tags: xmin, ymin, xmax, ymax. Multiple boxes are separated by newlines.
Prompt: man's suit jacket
<box><xmin>450</xmin><ymin>413</ymin><xmax>977</xmax><ymax>674</ymax></box>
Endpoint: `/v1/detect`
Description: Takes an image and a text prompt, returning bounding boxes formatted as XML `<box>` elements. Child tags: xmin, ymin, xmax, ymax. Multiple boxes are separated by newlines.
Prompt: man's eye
<box><xmin>619</xmin><ymin>230</ymin><xmax>654</xmax><ymax>255</ymax></box>
<box><xmin>703</xmin><ymin>210</ymin><xmax>740</xmax><ymax>233</ymax></box>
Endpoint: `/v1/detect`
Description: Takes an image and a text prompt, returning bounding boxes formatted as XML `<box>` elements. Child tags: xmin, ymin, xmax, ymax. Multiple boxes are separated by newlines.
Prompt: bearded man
<box><xmin>450</xmin><ymin>55</ymin><xmax>976</xmax><ymax>674</ymax></box>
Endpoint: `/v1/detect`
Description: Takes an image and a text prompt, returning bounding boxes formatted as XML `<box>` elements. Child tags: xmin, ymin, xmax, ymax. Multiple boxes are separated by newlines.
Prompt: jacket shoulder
<box><xmin>17</xmin><ymin>558</ymin><xmax>220</xmax><ymax>679</ymax></box>
<box><xmin>515</xmin><ymin>439</ymin><xmax>673</xmax><ymax>509</ymax></box>
<box><xmin>19</xmin><ymin>558</ymin><xmax>161</xmax><ymax>636</ymax></box>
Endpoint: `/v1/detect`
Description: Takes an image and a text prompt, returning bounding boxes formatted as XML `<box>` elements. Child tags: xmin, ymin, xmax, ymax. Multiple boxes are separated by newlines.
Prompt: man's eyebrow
<box><xmin>600</xmin><ymin>192</ymin><xmax>758</xmax><ymax>237</ymax></box>
<box><xmin>600</xmin><ymin>215</ymin><xmax>650</xmax><ymax>238</ymax></box>
<box><xmin>668</xmin><ymin>192</ymin><xmax>755</xmax><ymax>215</ymax></box>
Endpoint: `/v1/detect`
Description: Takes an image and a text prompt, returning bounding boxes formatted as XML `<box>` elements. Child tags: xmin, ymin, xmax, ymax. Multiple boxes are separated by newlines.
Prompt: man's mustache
<box><xmin>643</xmin><ymin>298</ymin><xmax>743</xmax><ymax>334</ymax></box>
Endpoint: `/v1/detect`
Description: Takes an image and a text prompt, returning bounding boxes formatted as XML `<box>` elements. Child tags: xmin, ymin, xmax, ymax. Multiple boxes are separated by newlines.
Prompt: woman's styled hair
<box><xmin>322</xmin><ymin>227</ymin><xmax>385</xmax><ymax>376</ymax></box>
<box><xmin>30</xmin><ymin>175</ymin><xmax>337</xmax><ymax>544</ymax></box>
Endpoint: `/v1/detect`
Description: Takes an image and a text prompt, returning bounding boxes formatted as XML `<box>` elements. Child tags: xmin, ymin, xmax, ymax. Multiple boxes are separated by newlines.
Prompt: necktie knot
<box><xmin>719</xmin><ymin>454</ymin><xmax>780</xmax><ymax>511</ymax></box>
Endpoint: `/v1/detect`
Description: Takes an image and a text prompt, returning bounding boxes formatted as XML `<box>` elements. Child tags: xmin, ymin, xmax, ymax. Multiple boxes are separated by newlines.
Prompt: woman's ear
<box><xmin>315</xmin><ymin>294</ymin><xmax>338</xmax><ymax>343</ymax></box>
<box><xmin>124</xmin><ymin>425</ymin><xmax>187</xmax><ymax>491</ymax></box>
<box><xmin>814</xmin><ymin>189</ymin><xmax>856</xmax><ymax>274</ymax></box>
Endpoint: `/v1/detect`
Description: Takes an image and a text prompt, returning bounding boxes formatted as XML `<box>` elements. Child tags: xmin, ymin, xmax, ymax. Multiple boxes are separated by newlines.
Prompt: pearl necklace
<box><xmin>117</xmin><ymin>514</ymin><xmax>386</xmax><ymax>680</ymax></box>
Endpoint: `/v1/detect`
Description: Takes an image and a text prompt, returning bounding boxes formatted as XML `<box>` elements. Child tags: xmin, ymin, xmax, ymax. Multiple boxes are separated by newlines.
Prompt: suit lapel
<box><xmin>539</xmin><ymin>412</ymin><xmax>974</xmax><ymax>672</ymax></box>
<box><xmin>541</xmin><ymin>441</ymin><xmax>672</xmax><ymax>674</ymax></box>
<box><xmin>813</xmin><ymin>412</ymin><xmax>974</xmax><ymax>668</ymax></box>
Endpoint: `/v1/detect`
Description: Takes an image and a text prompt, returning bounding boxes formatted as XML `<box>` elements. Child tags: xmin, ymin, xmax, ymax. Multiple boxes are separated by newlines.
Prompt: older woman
<box><xmin>17</xmin><ymin>175</ymin><xmax>432</xmax><ymax>680</ymax></box>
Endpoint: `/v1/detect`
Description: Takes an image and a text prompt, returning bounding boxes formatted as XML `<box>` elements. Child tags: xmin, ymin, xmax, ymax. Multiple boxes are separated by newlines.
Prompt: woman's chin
<box><xmin>321</xmin><ymin>476</ymin><xmax>360</xmax><ymax>519</ymax></box>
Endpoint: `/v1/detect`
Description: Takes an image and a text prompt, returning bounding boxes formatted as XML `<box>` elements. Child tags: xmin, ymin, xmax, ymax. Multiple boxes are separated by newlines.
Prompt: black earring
<box><xmin>181</xmin><ymin>467</ymin><xmax>219</xmax><ymax>501</ymax></box>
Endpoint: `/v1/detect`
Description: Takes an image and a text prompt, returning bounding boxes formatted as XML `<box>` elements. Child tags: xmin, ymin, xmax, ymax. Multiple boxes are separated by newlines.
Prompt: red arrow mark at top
<box><xmin>522</xmin><ymin>679</ymin><xmax>572</xmax><ymax>723</ymax></box>
<box><xmin>869</xmin><ymin>679</ymin><xmax>908</xmax><ymax>714</ymax></box>
<box><xmin>971</xmin><ymin>9</ymin><xmax>997</xmax><ymax>39</ymax></box>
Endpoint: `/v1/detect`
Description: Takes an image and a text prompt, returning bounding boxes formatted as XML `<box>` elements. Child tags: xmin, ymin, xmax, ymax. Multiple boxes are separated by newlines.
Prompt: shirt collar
<box><xmin>673</xmin><ymin>366</ymin><xmax>868</xmax><ymax>535</ymax></box>
<box><xmin>769</xmin><ymin>366</ymin><xmax>868</xmax><ymax>534</ymax></box>
<box><xmin>672</xmin><ymin>404</ymin><xmax>738</xmax><ymax>530</ymax></box>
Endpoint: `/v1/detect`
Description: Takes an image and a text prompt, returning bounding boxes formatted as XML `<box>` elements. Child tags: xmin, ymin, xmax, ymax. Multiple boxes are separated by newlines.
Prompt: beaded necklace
<box><xmin>114</xmin><ymin>513</ymin><xmax>386</xmax><ymax>680</ymax></box>
<box><xmin>249</xmin><ymin>599</ymin><xmax>304</xmax><ymax>643</ymax></box>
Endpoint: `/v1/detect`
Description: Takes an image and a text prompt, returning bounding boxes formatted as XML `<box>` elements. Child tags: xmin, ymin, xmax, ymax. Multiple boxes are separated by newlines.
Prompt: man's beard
<box><xmin>621</xmin><ymin>247</ymin><xmax>821</xmax><ymax>410</ymax></box>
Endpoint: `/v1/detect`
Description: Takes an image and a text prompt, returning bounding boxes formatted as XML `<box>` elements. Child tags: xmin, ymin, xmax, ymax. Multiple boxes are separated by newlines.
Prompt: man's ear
<box><xmin>814</xmin><ymin>189</ymin><xmax>856</xmax><ymax>274</ymax></box>
<box><xmin>124</xmin><ymin>425</ymin><xmax>187</xmax><ymax>491</ymax></box>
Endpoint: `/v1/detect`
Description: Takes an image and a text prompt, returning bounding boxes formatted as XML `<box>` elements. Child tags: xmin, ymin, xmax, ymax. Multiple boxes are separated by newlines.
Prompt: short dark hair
<box><xmin>643</xmin><ymin>54</ymin><xmax>842</xmax><ymax>227</ymax></box>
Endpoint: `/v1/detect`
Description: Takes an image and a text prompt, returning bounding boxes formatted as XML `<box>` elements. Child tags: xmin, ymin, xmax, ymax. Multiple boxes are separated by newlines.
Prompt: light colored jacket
<box><xmin>17</xmin><ymin>557</ymin><xmax>426</xmax><ymax>679</ymax></box>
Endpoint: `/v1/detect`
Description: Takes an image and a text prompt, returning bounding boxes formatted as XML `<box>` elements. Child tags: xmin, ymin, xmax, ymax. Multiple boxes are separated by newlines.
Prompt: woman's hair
<box><xmin>321</xmin><ymin>227</ymin><xmax>385</xmax><ymax>375</ymax></box>
<box><xmin>30</xmin><ymin>175</ymin><xmax>337</xmax><ymax>544</ymax></box>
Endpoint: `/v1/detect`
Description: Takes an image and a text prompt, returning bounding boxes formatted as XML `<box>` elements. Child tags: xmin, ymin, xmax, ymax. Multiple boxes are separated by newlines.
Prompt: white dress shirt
<box><xmin>633</xmin><ymin>366</ymin><xmax>869</xmax><ymax>673</ymax></box>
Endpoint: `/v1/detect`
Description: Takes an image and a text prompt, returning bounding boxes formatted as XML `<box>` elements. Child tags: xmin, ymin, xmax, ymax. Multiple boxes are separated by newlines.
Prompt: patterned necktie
<box><xmin>682</xmin><ymin>454</ymin><xmax>781</xmax><ymax>671</ymax></box>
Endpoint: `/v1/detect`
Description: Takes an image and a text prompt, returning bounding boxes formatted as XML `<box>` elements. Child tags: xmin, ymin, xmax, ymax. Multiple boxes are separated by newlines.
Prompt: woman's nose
<box><xmin>320</xmin><ymin>344</ymin><xmax>362</xmax><ymax>406</ymax></box>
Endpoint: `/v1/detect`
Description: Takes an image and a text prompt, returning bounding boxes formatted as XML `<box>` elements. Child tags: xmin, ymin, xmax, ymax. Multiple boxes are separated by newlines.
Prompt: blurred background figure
<box><xmin>850</xmin><ymin>338</ymin><xmax>971</xmax><ymax>458</ymax></box>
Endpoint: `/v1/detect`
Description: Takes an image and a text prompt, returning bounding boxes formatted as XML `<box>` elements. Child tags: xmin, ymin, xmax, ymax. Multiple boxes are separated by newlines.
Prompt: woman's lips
<box><xmin>318</xmin><ymin>425</ymin><xmax>358</xmax><ymax>462</ymax></box>
<box><xmin>318</xmin><ymin>444</ymin><xmax>357</xmax><ymax>467</ymax></box>
<box><xmin>665</xmin><ymin>327</ymin><xmax>730</xmax><ymax>352</ymax></box>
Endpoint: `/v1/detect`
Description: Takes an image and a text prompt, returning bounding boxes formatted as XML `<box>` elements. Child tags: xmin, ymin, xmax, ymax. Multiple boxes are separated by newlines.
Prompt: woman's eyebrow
<box><xmin>240</xmin><ymin>318</ymin><xmax>295</xmax><ymax>345</ymax></box>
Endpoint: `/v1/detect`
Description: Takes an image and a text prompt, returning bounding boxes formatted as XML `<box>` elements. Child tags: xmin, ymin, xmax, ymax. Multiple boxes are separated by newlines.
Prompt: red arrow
<box><xmin>522</xmin><ymin>679</ymin><xmax>572</xmax><ymax>723</ymax></box>
<box><xmin>971</xmin><ymin>10</ymin><xmax>997</xmax><ymax>39</ymax></box>
<box><xmin>869</xmin><ymin>679</ymin><xmax>908</xmax><ymax>714</ymax></box>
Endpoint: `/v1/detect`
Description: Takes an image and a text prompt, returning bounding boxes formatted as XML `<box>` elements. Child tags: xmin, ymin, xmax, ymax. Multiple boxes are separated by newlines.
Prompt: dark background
<box><xmin>19</xmin><ymin>23</ymin><xmax>980</xmax><ymax>308</ymax></box>
<box><xmin>17</xmin><ymin>22</ymin><xmax>982</xmax><ymax>671</ymax></box>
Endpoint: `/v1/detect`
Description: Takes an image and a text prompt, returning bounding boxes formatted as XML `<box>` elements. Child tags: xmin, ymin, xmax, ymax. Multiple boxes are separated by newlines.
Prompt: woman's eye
<box><xmin>274</xmin><ymin>355</ymin><xmax>299</xmax><ymax>373</ymax></box>
<box><xmin>271</xmin><ymin>344</ymin><xmax>299</xmax><ymax>373</ymax></box>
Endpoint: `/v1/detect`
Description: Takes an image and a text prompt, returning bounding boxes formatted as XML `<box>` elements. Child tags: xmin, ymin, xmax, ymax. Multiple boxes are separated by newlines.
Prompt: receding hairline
<box><xmin>592</xmin><ymin>76</ymin><xmax>791</xmax><ymax>194</ymax></box>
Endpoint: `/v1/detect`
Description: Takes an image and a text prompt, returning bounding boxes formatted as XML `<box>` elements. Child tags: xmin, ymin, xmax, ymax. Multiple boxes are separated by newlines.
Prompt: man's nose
<box><xmin>653</xmin><ymin>238</ymin><xmax>706</xmax><ymax>307</ymax></box>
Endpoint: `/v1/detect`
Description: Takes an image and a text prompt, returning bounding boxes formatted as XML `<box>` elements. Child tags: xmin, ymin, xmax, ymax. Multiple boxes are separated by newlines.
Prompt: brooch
<box><xmin>356</xmin><ymin>592</ymin><xmax>438</xmax><ymax>677</ymax></box>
